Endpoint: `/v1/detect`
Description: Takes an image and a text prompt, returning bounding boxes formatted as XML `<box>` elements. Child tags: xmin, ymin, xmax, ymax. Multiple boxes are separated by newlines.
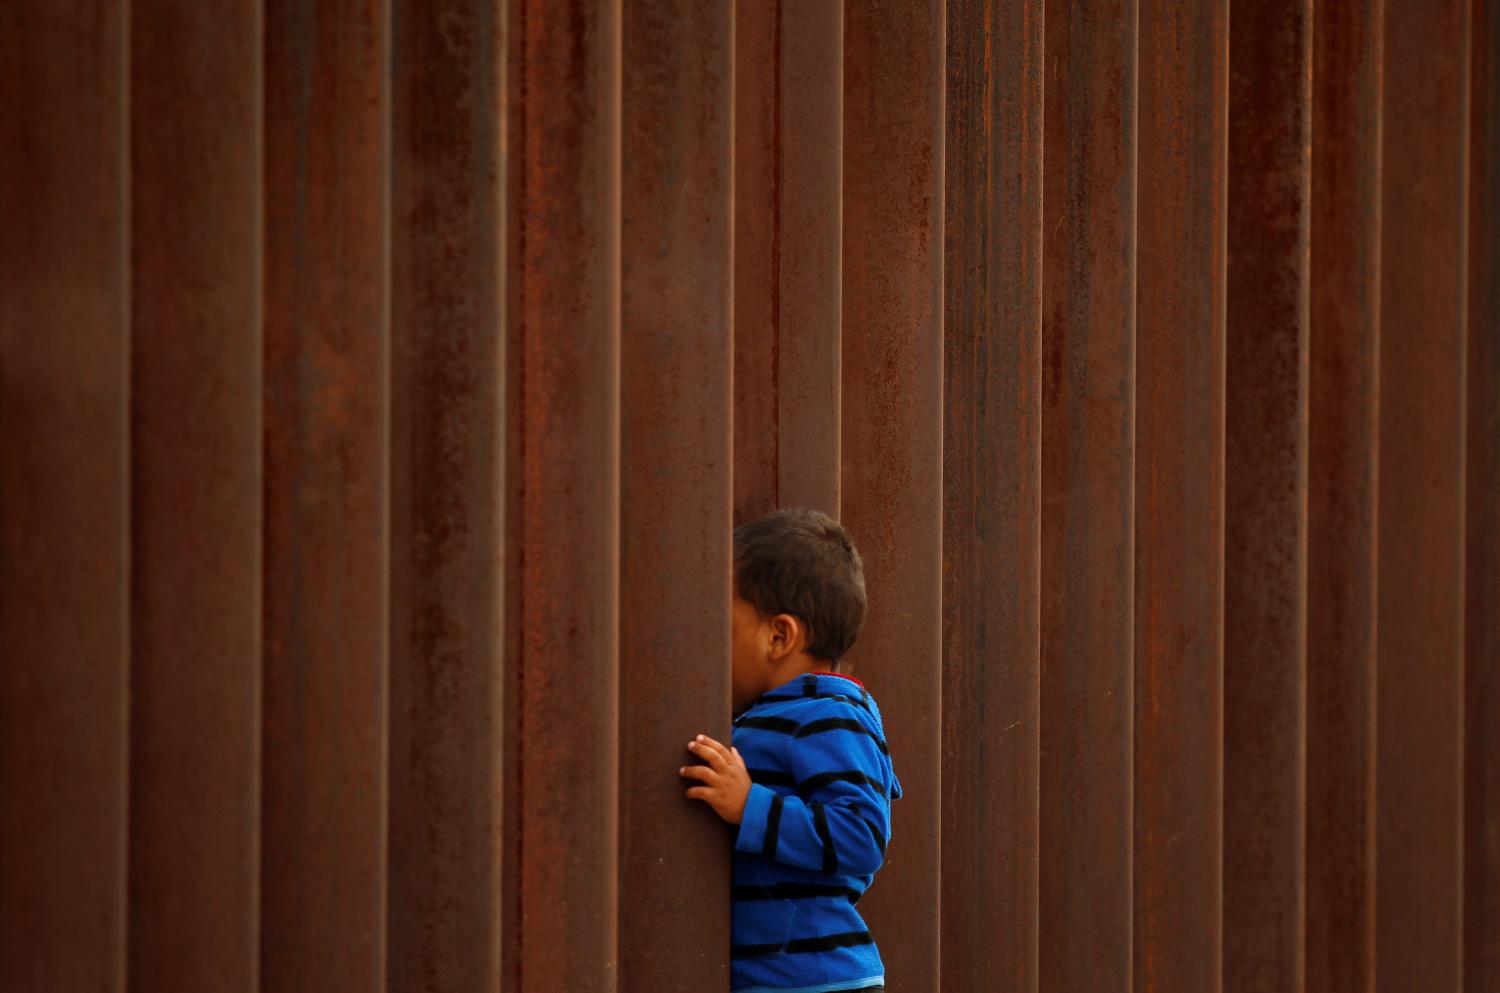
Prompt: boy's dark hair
<box><xmin>733</xmin><ymin>509</ymin><xmax>867</xmax><ymax>663</ymax></box>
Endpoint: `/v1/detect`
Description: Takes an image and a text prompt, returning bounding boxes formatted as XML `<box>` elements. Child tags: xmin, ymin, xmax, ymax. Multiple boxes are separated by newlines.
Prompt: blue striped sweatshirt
<box><xmin>730</xmin><ymin>672</ymin><xmax>903</xmax><ymax>993</ymax></box>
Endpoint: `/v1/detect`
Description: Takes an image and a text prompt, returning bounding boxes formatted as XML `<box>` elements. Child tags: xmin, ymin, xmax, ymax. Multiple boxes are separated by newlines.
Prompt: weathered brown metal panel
<box><xmin>942</xmin><ymin>0</ymin><xmax>1043</xmax><ymax>989</ymax></box>
<box><xmin>1306</xmin><ymin>0</ymin><xmax>1382</xmax><ymax>989</ymax></box>
<box><xmin>775</xmin><ymin>0</ymin><xmax>843</xmax><ymax>516</ymax></box>
<box><xmin>1039</xmin><ymin>0</ymin><xmax>1137</xmax><ymax>988</ymax></box>
<box><xmin>1466</xmin><ymin>2</ymin><xmax>1500</xmax><ymax>989</ymax></box>
<box><xmin>0</xmin><ymin>5</ymin><xmax>129</xmax><ymax>991</ymax></box>
<box><xmin>618</xmin><ymin>2</ymin><xmax>733</xmax><ymax>990</ymax></box>
<box><xmin>1223</xmin><ymin>3</ymin><xmax>1311</xmax><ymax>991</ymax></box>
<box><xmin>1134</xmin><ymin>3</ymin><xmax>1228</xmax><ymax>990</ymax></box>
<box><xmin>388</xmin><ymin>1</ymin><xmax>507</xmax><ymax>989</ymax></box>
<box><xmin>842</xmin><ymin>2</ymin><xmax>945</xmax><ymax>990</ymax></box>
<box><xmin>128</xmin><ymin>1</ymin><xmax>264</xmax><ymax>988</ymax></box>
<box><xmin>505</xmin><ymin>0</ymin><xmax>622</xmax><ymax>989</ymax></box>
<box><xmin>733</xmin><ymin>1</ymin><xmax>779</xmax><ymax>523</ymax></box>
<box><xmin>733</xmin><ymin>0</ymin><xmax>842</xmax><ymax>522</ymax></box>
<box><xmin>262</xmin><ymin>1</ymin><xmax>390</xmax><ymax>989</ymax></box>
<box><xmin>1377</xmin><ymin>0</ymin><xmax>1472</xmax><ymax>989</ymax></box>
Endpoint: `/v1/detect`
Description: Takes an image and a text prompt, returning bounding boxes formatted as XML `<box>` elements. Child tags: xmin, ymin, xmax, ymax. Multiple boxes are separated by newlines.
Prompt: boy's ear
<box><xmin>768</xmin><ymin>613</ymin><xmax>803</xmax><ymax>661</ymax></box>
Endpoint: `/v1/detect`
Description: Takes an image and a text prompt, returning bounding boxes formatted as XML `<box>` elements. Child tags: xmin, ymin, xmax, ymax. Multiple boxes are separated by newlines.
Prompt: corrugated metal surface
<box><xmin>504</xmin><ymin>2</ymin><xmax>620</xmax><ymax>990</ymax></box>
<box><xmin>1468</xmin><ymin>7</ymin><xmax>1500</xmax><ymax>993</ymax></box>
<box><xmin>618</xmin><ymin>3</ymin><xmax>733</xmax><ymax>991</ymax></box>
<box><xmin>1039</xmin><ymin>1</ymin><xmax>1138</xmax><ymax>989</ymax></box>
<box><xmin>0</xmin><ymin>6</ymin><xmax>130</xmax><ymax>991</ymax></box>
<box><xmin>1224</xmin><ymin>3</ymin><xmax>1311</xmax><ymax>992</ymax></box>
<box><xmin>841</xmin><ymin>4</ymin><xmax>946</xmax><ymax>992</ymax></box>
<box><xmin>941</xmin><ymin>1</ymin><xmax>1042</xmax><ymax>991</ymax></box>
<box><xmin>262</xmin><ymin>1</ymin><xmax>390</xmax><ymax>989</ymax></box>
<box><xmin>3</xmin><ymin>2</ymin><xmax>1499</xmax><ymax>993</ymax></box>
<box><xmin>733</xmin><ymin>1</ymin><xmax>844</xmax><ymax>522</ymax></box>
<box><xmin>388</xmin><ymin>1</ymin><xmax>508</xmax><ymax>989</ymax></box>
<box><xmin>1306</xmin><ymin>1</ymin><xmax>1382</xmax><ymax>989</ymax></box>
<box><xmin>1133</xmin><ymin>1</ymin><xmax>1228</xmax><ymax>989</ymax></box>
<box><xmin>128</xmin><ymin>1</ymin><xmax>265</xmax><ymax>988</ymax></box>
<box><xmin>1377</xmin><ymin>1</ymin><xmax>1472</xmax><ymax>990</ymax></box>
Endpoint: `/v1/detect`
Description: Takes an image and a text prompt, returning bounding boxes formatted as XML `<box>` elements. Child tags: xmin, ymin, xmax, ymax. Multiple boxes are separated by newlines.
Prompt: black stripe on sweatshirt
<box><xmin>812</xmin><ymin>802</ymin><xmax>838</xmax><ymax>873</ymax></box>
<box><xmin>762</xmin><ymin>793</ymin><xmax>785</xmax><ymax>860</ymax></box>
<box><xmin>829</xmin><ymin>691</ymin><xmax>874</xmax><ymax>713</ymax></box>
<box><xmin>794</xmin><ymin>716</ymin><xmax>889</xmax><ymax>753</ymax></box>
<box><xmin>731</xmin><ymin>882</ymin><xmax>862</xmax><ymax>902</ymax></box>
<box><xmin>740</xmin><ymin>715</ymin><xmax>889</xmax><ymax>755</ymax></box>
<box><xmin>748</xmin><ymin>768</ymin><xmax>797</xmax><ymax>788</ymax></box>
<box><xmin>797</xmin><ymin>769</ymin><xmax>885</xmax><ymax>795</ymax></box>
<box><xmin>859</xmin><ymin>815</ymin><xmax>888</xmax><ymax>855</ymax></box>
<box><xmin>731</xmin><ymin>930</ymin><xmax>876</xmax><ymax>959</ymax></box>
<box><xmin>737</xmin><ymin>715</ymin><xmax>802</xmax><ymax>735</ymax></box>
<box><xmin>747</xmin><ymin>768</ymin><xmax>884</xmax><ymax>797</ymax></box>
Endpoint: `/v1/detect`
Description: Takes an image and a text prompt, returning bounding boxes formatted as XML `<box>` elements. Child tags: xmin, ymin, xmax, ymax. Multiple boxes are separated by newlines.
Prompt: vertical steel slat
<box><xmin>618</xmin><ymin>2</ymin><xmax>733</xmax><ymax>990</ymax></box>
<box><xmin>1376</xmin><ymin>0</ymin><xmax>1472</xmax><ymax>989</ymax></box>
<box><xmin>506</xmin><ymin>0</ymin><xmax>622</xmax><ymax>989</ymax></box>
<box><xmin>387</xmin><ymin>1</ymin><xmax>507</xmax><ymax>989</ymax></box>
<box><xmin>0</xmin><ymin>5</ymin><xmax>129</xmax><ymax>991</ymax></box>
<box><xmin>732</xmin><ymin>0</ymin><xmax>843</xmax><ymax>522</ymax></box>
<box><xmin>841</xmin><ymin>2</ymin><xmax>945</xmax><ymax>989</ymax></box>
<box><xmin>261</xmin><ymin>1</ymin><xmax>390</xmax><ymax>989</ymax></box>
<box><xmin>128</xmin><ymin>1</ymin><xmax>264</xmax><ymax>989</ymax></box>
<box><xmin>1306</xmin><ymin>0</ymin><xmax>1382</xmax><ymax>988</ymax></box>
<box><xmin>941</xmin><ymin>0</ymin><xmax>1044</xmax><ymax>989</ymax></box>
<box><xmin>500</xmin><ymin>10</ymin><xmax>526</xmax><ymax>984</ymax></box>
<box><xmin>775</xmin><ymin>0</ymin><xmax>843</xmax><ymax>516</ymax></box>
<box><xmin>1223</xmin><ymin>2</ymin><xmax>1312</xmax><ymax>991</ymax></box>
<box><xmin>1133</xmin><ymin>1</ymin><xmax>1229</xmax><ymax>989</ymax></box>
<box><xmin>1467</xmin><ymin>2</ymin><xmax>1500</xmax><ymax>989</ymax></box>
<box><xmin>1039</xmin><ymin>0</ymin><xmax>1137</xmax><ymax>988</ymax></box>
<box><xmin>732</xmin><ymin>0</ymin><xmax>779</xmax><ymax>523</ymax></box>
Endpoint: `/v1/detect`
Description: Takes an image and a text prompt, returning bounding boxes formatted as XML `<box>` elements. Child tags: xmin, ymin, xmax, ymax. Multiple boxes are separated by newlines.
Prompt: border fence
<box><xmin>2</xmin><ymin>1</ymin><xmax>1497</xmax><ymax>992</ymax></box>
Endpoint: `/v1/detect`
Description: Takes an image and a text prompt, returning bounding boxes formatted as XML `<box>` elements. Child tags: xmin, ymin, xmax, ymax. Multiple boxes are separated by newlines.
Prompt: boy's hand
<box><xmin>680</xmin><ymin>734</ymin><xmax>751</xmax><ymax>824</ymax></box>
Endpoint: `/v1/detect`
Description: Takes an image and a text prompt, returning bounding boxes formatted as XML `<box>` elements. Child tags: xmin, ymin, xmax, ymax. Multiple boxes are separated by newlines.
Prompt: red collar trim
<box><xmin>809</xmin><ymin>671</ymin><xmax>864</xmax><ymax>688</ymax></box>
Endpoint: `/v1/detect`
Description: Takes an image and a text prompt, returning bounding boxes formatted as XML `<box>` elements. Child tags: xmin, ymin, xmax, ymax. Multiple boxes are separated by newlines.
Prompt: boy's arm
<box><xmin>734</xmin><ymin>715</ymin><xmax>892</xmax><ymax>876</ymax></box>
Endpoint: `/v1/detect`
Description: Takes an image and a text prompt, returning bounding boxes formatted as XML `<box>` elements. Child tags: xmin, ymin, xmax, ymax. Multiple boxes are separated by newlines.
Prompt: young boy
<box><xmin>681</xmin><ymin>509</ymin><xmax>901</xmax><ymax>993</ymax></box>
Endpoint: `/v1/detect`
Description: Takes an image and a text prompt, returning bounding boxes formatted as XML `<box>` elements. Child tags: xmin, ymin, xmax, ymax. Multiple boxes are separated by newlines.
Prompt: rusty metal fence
<box><xmin>1</xmin><ymin>1</ymin><xmax>1497</xmax><ymax>992</ymax></box>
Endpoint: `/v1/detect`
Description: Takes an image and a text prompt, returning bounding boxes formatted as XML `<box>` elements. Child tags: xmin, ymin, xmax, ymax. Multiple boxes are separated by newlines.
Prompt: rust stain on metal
<box><xmin>1223</xmin><ymin>1</ymin><xmax>1311</xmax><ymax>991</ymax></box>
<box><xmin>8</xmin><ymin>4</ymin><xmax>1500</xmax><ymax>992</ymax></box>
<box><xmin>618</xmin><ymin>1</ymin><xmax>734</xmax><ymax>990</ymax></box>
<box><xmin>508</xmin><ymin>0</ymin><xmax>622</xmax><ymax>990</ymax></box>
<box><xmin>1466</xmin><ymin>1</ymin><xmax>1500</xmax><ymax>987</ymax></box>
<box><xmin>775</xmin><ymin>0</ymin><xmax>843</xmax><ymax>516</ymax></box>
<box><xmin>1306</xmin><ymin>0</ymin><xmax>1382</xmax><ymax>989</ymax></box>
<box><xmin>1133</xmin><ymin>1</ymin><xmax>1229</xmax><ymax>989</ymax></box>
<box><xmin>942</xmin><ymin>1</ymin><xmax>1044</xmax><ymax>991</ymax></box>
<box><xmin>127</xmin><ymin>1</ymin><xmax>265</xmax><ymax>990</ymax></box>
<box><xmin>1375</xmin><ymin>0</ymin><xmax>1471</xmax><ymax>989</ymax></box>
<box><xmin>0</xmin><ymin>5</ymin><xmax>130</xmax><ymax>991</ymax></box>
<box><xmin>262</xmin><ymin>0</ymin><xmax>390</xmax><ymax>989</ymax></box>
<box><xmin>734</xmin><ymin>1</ymin><xmax>780</xmax><ymax>523</ymax></box>
<box><xmin>388</xmin><ymin>0</ymin><xmax>506</xmax><ymax>990</ymax></box>
<box><xmin>842</xmin><ymin>1</ymin><xmax>946</xmax><ymax>990</ymax></box>
<box><xmin>1039</xmin><ymin>0</ymin><xmax>1138</xmax><ymax>989</ymax></box>
<box><xmin>735</xmin><ymin>0</ymin><xmax>842</xmax><ymax>524</ymax></box>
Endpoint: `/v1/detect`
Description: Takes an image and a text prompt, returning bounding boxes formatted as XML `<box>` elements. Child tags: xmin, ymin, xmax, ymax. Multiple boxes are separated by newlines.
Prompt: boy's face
<box><xmin>731</xmin><ymin>594</ymin><xmax>775</xmax><ymax>714</ymax></box>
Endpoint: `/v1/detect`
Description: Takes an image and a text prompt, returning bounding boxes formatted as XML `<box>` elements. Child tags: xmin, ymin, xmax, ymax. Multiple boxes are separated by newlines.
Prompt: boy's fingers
<box><xmin>702</xmin><ymin>735</ymin><xmax>734</xmax><ymax>763</ymax></box>
<box><xmin>684</xmin><ymin>786</ymin><xmax>712</xmax><ymax>801</ymax></box>
<box><xmin>685</xmin><ymin>741</ymin><xmax>721</xmax><ymax>771</ymax></box>
<box><xmin>688</xmin><ymin>736</ymin><xmax>730</xmax><ymax>770</ymax></box>
<box><xmin>678</xmin><ymin>764</ymin><xmax>717</xmax><ymax>784</ymax></box>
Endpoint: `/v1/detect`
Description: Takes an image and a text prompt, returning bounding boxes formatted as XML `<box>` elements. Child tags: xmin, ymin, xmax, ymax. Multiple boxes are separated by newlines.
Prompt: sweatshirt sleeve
<box><xmin>734</xmin><ymin>704</ymin><xmax>893</xmax><ymax>876</ymax></box>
